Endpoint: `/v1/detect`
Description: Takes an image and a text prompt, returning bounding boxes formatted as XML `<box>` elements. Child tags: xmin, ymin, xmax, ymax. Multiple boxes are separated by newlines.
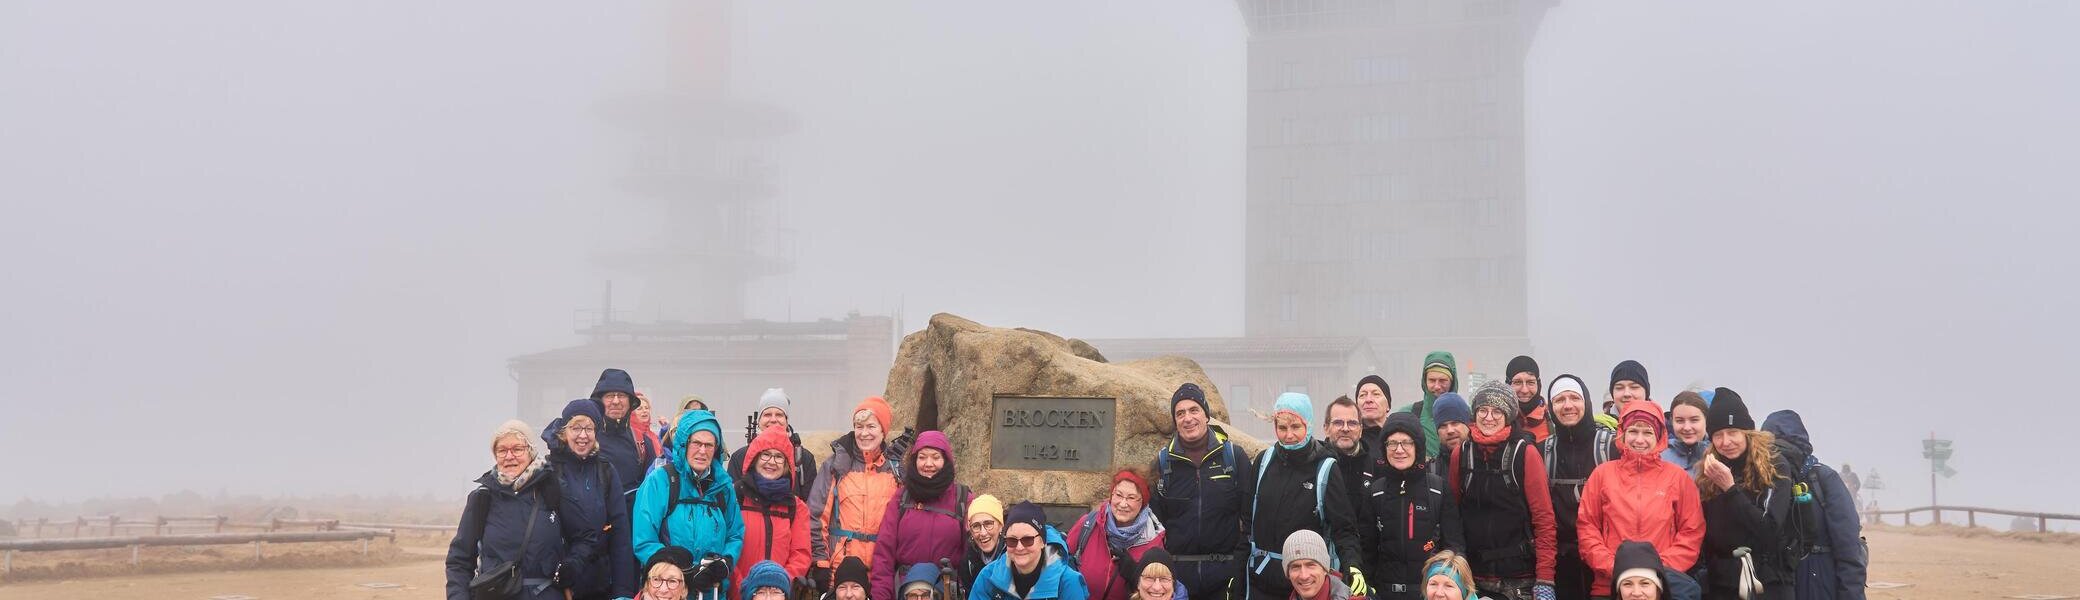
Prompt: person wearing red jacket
<box><xmin>1446</xmin><ymin>381</ymin><xmax>1558</xmax><ymax>600</ymax></box>
<box><xmin>738</xmin><ymin>425</ymin><xmax>813</xmax><ymax>584</ymax></box>
<box><xmin>1578</xmin><ymin>401</ymin><xmax>1705</xmax><ymax>599</ymax></box>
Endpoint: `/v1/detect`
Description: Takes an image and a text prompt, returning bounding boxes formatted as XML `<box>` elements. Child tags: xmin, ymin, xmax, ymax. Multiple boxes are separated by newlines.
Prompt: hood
<box><xmin>1421</xmin><ymin>351</ymin><xmax>1459</xmax><ymax>402</ymax></box>
<box><xmin>1381</xmin><ymin>411</ymin><xmax>1429</xmax><ymax>465</ymax></box>
<box><xmin>901</xmin><ymin>561</ymin><xmax>943</xmax><ymax>590</ymax></box>
<box><xmin>589</xmin><ymin>368</ymin><xmax>638</xmax><ymax>406</ymax></box>
<box><xmin>670</xmin><ymin>409</ymin><xmax>729</xmax><ymax>478</ymax></box>
<box><xmin>910</xmin><ymin>430</ymin><xmax>955</xmax><ymax>472</ymax></box>
<box><xmin>745</xmin><ymin>425</ymin><xmax>798</xmax><ymax>478</ymax></box>
<box><xmin>1616</xmin><ymin>400</ymin><xmax>1670</xmax><ymax>463</ymax></box>
<box><xmin>1611</xmin><ymin>540</ymin><xmax>1666</xmax><ymax>588</ymax></box>
<box><xmin>542</xmin><ymin>398</ymin><xmax>604</xmax><ymax>460</ymax></box>
<box><xmin>1761</xmin><ymin>409</ymin><xmax>1815</xmax><ymax>466</ymax></box>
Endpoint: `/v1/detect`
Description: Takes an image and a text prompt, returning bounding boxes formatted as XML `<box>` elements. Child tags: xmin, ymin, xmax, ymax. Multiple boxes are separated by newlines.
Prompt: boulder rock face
<box><xmin>865</xmin><ymin>313</ymin><xmax>1264</xmax><ymax>507</ymax></box>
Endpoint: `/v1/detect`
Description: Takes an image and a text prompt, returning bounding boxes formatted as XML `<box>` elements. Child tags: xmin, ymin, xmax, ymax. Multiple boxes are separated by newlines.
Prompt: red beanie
<box><xmin>854</xmin><ymin>396</ymin><xmax>893</xmax><ymax>432</ymax></box>
<box><xmin>1112</xmin><ymin>469</ymin><xmax>1151</xmax><ymax>503</ymax></box>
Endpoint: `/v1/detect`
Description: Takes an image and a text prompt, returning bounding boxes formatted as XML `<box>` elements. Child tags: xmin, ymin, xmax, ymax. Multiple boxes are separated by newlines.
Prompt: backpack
<box><xmin>1540</xmin><ymin>428</ymin><xmax>1615</xmax><ymax>492</ymax></box>
<box><xmin>657</xmin><ymin>467</ymin><xmax>728</xmax><ymax>546</ymax></box>
<box><xmin>893</xmin><ymin>485</ymin><xmax>971</xmax><ymax>526</ymax></box>
<box><xmin>1249</xmin><ymin>449</ymin><xmax>1341</xmax><ymax>570</ymax></box>
<box><xmin>1781</xmin><ymin>457</ymin><xmax>1831</xmax><ymax>561</ymax></box>
<box><xmin>1458</xmin><ymin>437</ymin><xmax>1532</xmax><ymax>498</ymax></box>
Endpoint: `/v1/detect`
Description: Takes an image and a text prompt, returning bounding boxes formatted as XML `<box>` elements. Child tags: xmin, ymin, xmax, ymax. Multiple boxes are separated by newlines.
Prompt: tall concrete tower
<box><xmin>595</xmin><ymin>0</ymin><xmax>796</xmax><ymax>325</ymax></box>
<box><xmin>1238</xmin><ymin>1</ymin><xmax>1553</xmax><ymax>344</ymax></box>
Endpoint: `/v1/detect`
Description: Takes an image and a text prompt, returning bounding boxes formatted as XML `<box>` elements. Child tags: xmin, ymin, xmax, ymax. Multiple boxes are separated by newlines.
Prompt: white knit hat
<box><xmin>758</xmin><ymin>388</ymin><xmax>791</xmax><ymax>415</ymax></box>
<box><xmin>1281</xmin><ymin>530</ymin><xmax>1330</xmax><ymax>570</ymax></box>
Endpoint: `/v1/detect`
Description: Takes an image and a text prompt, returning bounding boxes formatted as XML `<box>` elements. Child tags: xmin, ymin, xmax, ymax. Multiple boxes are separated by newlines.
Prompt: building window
<box><xmin>1280</xmin><ymin>117</ymin><xmax>1299</xmax><ymax>145</ymax></box>
<box><xmin>1231</xmin><ymin>384</ymin><xmax>1253</xmax><ymax>412</ymax></box>
<box><xmin>1476</xmin><ymin>141</ymin><xmax>1500</xmax><ymax>167</ymax></box>
<box><xmin>1353</xmin><ymin>56</ymin><xmax>1410</xmax><ymax>85</ymax></box>
<box><xmin>1285</xmin><ymin>384</ymin><xmax>1309</xmax><ymax>395</ymax></box>
<box><xmin>1279</xmin><ymin>60</ymin><xmax>1302</xmax><ymax>90</ymax></box>
<box><xmin>1280</xmin><ymin>293</ymin><xmax>1299</xmax><ymax>322</ymax></box>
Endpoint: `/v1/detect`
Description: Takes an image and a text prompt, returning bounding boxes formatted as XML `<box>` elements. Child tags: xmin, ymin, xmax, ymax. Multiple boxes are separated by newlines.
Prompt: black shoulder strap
<box><xmin>469</xmin><ymin>487</ymin><xmax>492</xmax><ymax>541</ymax></box>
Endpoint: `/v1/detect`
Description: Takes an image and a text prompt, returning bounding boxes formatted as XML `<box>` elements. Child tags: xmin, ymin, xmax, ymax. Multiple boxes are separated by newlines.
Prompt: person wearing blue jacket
<box><xmin>592</xmin><ymin>368</ymin><xmax>649</xmax><ymax>504</ymax></box>
<box><xmin>636</xmin><ymin>409</ymin><xmax>747</xmax><ymax>600</ymax></box>
<box><xmin>970</xmin><ymin>502</ymin><xmax>1090</xmax><ymax>600</ymax></box>
<box><xmin>448</xmin><ymin>419</ymin><xmax>582</xmax><ymax>600</ymax></box>
<box><xmin>542</xmin><ymin>399</ymin><xmax>637</xmax><ymax>600</ymax></box>
<box><xmin>1760</xmin><ymin>411</ymin><xmax>1868</xmax><ymax>600</ymax></box>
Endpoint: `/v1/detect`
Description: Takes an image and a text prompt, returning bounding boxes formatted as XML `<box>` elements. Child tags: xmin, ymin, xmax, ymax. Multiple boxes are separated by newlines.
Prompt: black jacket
<box><xmin>543</xmin><ymin>430</ymin><xmax>635</xmax><ymax>600</ymax></box>
<box><xmin>589</xmin><ymin>369</ymin><xmax>646</xmax><ymax>501</ymax></box>
<box><xmin>447</xmin><ymin>463</ymin><xmax>579</xmax><ymax>600</ymax></box>
<box><xmin>1361</xmin><ymin>416</ymin><xmax>1463</xmax><ymax>599</ymax></box>
<box><xmin>1240</xmin><ymin>439</ymin><xmax>1362</xmax><ymax>599</ymax></box>
<box><xmin>1700</xmin><ymin>463</ymin><xmax>1797</xmax><ymax>600</ymax></box>
<box><xmin>1149</xmin><ymin>428</ymin><xmax>1249</xmax><ymax>600</ymax></box>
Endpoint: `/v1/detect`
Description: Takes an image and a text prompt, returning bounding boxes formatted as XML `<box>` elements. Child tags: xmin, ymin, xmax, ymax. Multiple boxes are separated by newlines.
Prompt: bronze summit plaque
<box><xmin>989</xmin><ymin>395</ymin><xmax>1115</xmax><ymax>472</ymax></box>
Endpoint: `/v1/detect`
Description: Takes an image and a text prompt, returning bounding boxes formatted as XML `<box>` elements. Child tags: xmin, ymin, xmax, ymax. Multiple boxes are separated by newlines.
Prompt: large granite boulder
<box><xmin>861</xmin><ymin>313</ymin><xmax>1264</xmax><ymax>507</ymax></box>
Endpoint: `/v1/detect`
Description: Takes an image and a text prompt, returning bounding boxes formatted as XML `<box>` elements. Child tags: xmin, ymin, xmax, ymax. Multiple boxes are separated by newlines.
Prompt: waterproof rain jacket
<box><xmin>1578</xmin><ymin>401</ymin><xmax>1706</xmax><ymax>597</ymax></box>
<box><xmin>591</xmin><ymin>368</ymin><xmax>648</xmax><ymax>502</ymax></box>
<box><xmin>968</xmin><ymin>547</ymin><xmax>1092</xmax><ymax>600</ymax></box>
<box><xmin>633</xmin><ymin>411</ymin><xmax>746</xmax><ymax>572</ymax></box>
<box><xmin>1240</xmin><ymin>440</ymin><xmax>1363</xmax><ymax>600</ymax></box>
<box><xmin>871</xmin><ymin>432</ymin><xmax>970</xmax><ymax>600</ymax></box>
<box><xmin>1064</xmin><ymin>508</ymin><xmax>1169</xmax><ymax>600</ymax></box>
<box><xmin>809</xmin><ymin>432</ymin><xmax>902</xmax><ymax>577</ymax></box>
<box><xmin>447</xmin><ymin>458</ymin><xmax>576</xmax><ymax>600</ymax></box>
<box><xmin>737</xmin><ymin>427</ymin><xmax>814</xmax><ymax>584</ymax></box>
<box><xmin>1150</xmin><ymin>427</ymin><xmax>1249</xmax><ymax>600</ymax></box>
<box><xmin>543</xmin><ymin>420</ymin><xmax>636</xmax><ymax>599</ymax></box>
<box><xmin>1761</xmin><ymin>411</ymin><xmax>1867</xmax><ymax>600</ymax></box>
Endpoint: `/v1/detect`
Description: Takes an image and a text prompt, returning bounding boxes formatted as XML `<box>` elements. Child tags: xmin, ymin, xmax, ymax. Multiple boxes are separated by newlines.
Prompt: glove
<box><xmin>689</xmin><ymin>553</ymin><xmax>731</xmax><ymax>592</ymax></box>
<box><xmin>810</xmin><ymin>564</ymin><xmax>833</xmax><ymax>593</ymax></box>
<box><xmin>1344</xmin><ymin>566</ymin><xmax>1370</xmax><ymax>597</ymax></box>
<box><xmin>1532</xmin><ymin>582</ymin><xmax>1556</xmax><ymax>600</ymax></box>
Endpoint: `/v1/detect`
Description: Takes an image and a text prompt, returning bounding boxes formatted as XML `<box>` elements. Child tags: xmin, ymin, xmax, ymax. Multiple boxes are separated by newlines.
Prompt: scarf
<box><xmin>905</xmin><ymin>461</ymin><xmax>954</xmax><ymax>501</ymax></box>
<box><xmin>754</xmin><ymin>471</ymin><xmax>795</xmax><ymax>503</ymax></box>
<box><xmin>1471</xmin><ymin>423</ymin><xmax>1513</xmax><ymax>447</ymax></box>
<box><xmin>1175</xmin><ymin>429</ymin><xmax>1212</xmax><ymax>459</ymax></box>
<box><xmin>1104</xmin><ymin>507</ymin><xmax>1155</xmax><ymax>550</ymax></box>
<box><xmin>631</xmin><ymin>412</ymin><xmax>662</xmax><ymax>465</ymax></box>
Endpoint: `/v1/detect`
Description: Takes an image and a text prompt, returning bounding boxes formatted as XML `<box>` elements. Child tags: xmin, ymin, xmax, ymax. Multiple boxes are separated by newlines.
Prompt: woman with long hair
<box><xmin>1693</xmin><ymin>389</ymin><xmax>1795</xmax><ymax>600</ymax></box>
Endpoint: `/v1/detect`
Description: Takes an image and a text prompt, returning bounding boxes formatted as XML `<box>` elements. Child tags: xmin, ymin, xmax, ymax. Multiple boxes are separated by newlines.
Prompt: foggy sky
<box><xmin>3</xmin><ymin>1</ymin><xmax>2073</xmax><ymax>515</ymax></box>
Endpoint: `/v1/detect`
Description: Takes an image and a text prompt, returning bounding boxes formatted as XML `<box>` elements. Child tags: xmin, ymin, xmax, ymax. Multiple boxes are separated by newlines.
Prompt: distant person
<box><xmin>1322</xmin><ymin>396</ymin><xmax>1372</xmax><ymax>515</ymax></box>
<box><xmin>1837</xmin><ymin>464</ymin><xmax>1861</xmax><ymax>512</ymax></box>
<box><xmin>1355</xmin><ymin>375</ymin><xmax>1395</xmax><ymax>459</ymax></box>
<box><xmin>1419</xmin><ymin>550</ymin><xmax>1477</xmax><ymax>600</ymax></box>
<box><xmin>1243</xmin><ymin>393</ymin><xmax>1366</xmax><ymax>600</ymax></box>
<box><xmin>543</xmin><ymin>399</ymin><xmax>637</xmax><ymax>600</ymax></box>
<box><xmin>1151</xmin><ymin>383</ymin><xmax>1249</xmax><ymax>600</ymax></box>
<box><xmin>1361</xmin><ymin>412</ymin><xmax>1464</xmax><ymax>600</ymax></box>
<box><xmin>1065</xmin><ymin>468</ymin><xmax>1170</xmax><ymax>600</ymax></box>
<box><xmin>1577</xmin><ymin>400</ymin><xmax>1705</xmax><ymax>600</ymax></box>
<box><xmin>873</xmin><ymin>431</ymin><xmax>970</xmax><ymax>600</ymax></box>
<box><xmin>969</xmin><ymin>501</ymin><xmax>1091</xmax><ymax>600</ymax></box>
<box><xmin>1443</xmin><ymin>382</ymin><xmax>1556</xmax><ymax>600</ymax></box>
<box><xmin>961</xmin><ymin>494</ymin><xmax>1007</xmax><ymax>591</ymax></box>
<box><xmin>1507</xmin><ymin>356</ymin><xmax>1551</xmax><ymax>443</ymax></box>
<box><xmin>810</xmin><ymin>397</ymin><xmax>902</xmax><ymax>590</ymax></box>
<box><xmin>634</xmin><ymin>409</ymin><xmax>745</xmax><ymax>599</ymax></box>
<box><xmin>642</xmin><ymin>546</ymin><xmax>697</xmax><ymax>600</ymax></box>
<box><xmin>634</xmin><ymin>393</ymin><xmax>666</xmax><ymax>477</ymax></box>
<box><xmin>592</xmin><ymin>368</ymin><xmax>649</xmax><ymax>503</ymax></box>
<box><xmin>1397</xmin><ymin>351</ymin><xmax>1460</xmax><ymax>460</ymax></box>
<box><xmin>1760</xmin><ymin>411</ymin><xmax>1867</xmax><ymax>600</ymax></box>
<box><xmin>1693</xmin><ymin>389</ymin><xmax>1794</xmax><ymax>600</ymax></box>
<box><xmin>1661</xmin><ymin>392</ymin><xmax>1712</xmax><ymax>475</ymax></box>
<box><xmin>1428</xmin><ymin>393</ymin><xmax>1472</xmax><ymax>478</ymax></box>
<box><xmin>447</xmin><ymin>419</ymin><xmax>575</xmax><ymax>600</ymax></box>
<box><xmin>737</xmin><ymin>425</ymin><xmax>813</xmax><ymax>584</ymax></box>
<box><xmin>1603</xmin><ymin>362</ymin><xmax>1651</xmax><ymax>432</ymax></box>
<box><xmin>1280</xmin><ymin>530</ymin><xmax>1353</xmax><ymax>600</ymax></box>
<box><xmin>729</xmin><ymin>388</ymin><xmax>820</xmax><ymax>502</ymax></box>
<box><xmin>1540</xmin><ymin>374</ymin><xmax>1619</xmax><ymax>600</ymax></box>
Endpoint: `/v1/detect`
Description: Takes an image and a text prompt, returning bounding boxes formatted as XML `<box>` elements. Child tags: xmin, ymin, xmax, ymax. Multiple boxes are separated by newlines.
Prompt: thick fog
<box><xmin>2</xmin><ymin>1</ymin><xmax>2073</xmax><ymax>518</ymax></box>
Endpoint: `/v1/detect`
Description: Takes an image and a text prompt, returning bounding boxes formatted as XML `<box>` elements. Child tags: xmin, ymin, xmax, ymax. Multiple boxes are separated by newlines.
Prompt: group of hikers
<box><xmin>446</xmin><ymin>353</ymin><xmax>1868</xmax><ymax>600</ymax></box>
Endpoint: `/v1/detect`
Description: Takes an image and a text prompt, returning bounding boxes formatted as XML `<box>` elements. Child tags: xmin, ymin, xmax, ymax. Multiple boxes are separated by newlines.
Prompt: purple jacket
<box><xmin>869</xmin><ymin>432</ymin><xmax>968</xmax><ymax>600</ymax></box>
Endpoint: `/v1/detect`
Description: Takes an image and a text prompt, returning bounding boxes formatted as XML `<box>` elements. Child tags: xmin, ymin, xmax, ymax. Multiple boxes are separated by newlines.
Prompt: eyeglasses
<box><xmin>1111</xmin><ymin>490</ymin><xmax>1142</xmax><ymax>503</ymax></box>
<box><xmin>564</xmin><ymin>425</ymin><xmax>595</xmax><ymax>434</ymax></box>
<box><xmin>494</xmin><ymin>446</ymin><xmax>530</xmax><ymax>457</ymax></box>
<box><xmin>756</xmin><ymin>589</ymin><xmax>789</xmax><ymax>600</ymax></box>
<box><xmin>1328</xmin><ymin>419</ymin><xmax>1363</xmax><ymax>429</ymax></box>
<box><xmin>756</xmin><ymin>453</ymin><xmax>788</xmax><ymax>465</ymax></box>
<box><xmin>650</xmin><ymin>577</ymin><xmax>685</xmax><ymax>589</ymax></box>
<box><xmin>1385</xmin><ymin>440</ymin><xmax>1416</xmax><ymax>450</ymax></box>
<box><xmin>1141</xmin><ymin>575</ymin><xmax>1174</xmax><ymax>585</ymax></box>
<box><xmin>968</xmin><ymin>521</ymin><xmax>1000</xmax><ymax>532</ymax></box>
<box><xmin>1004</xmin><ymin>534</ymin><xmax>1042</xmax><ymax>549</ymax></box>
<box><xmin>905</xmin><ymin>591</ymin><xmax>936</xmax><ymax>600</ymax></box>
<box><xmin>686</xmin><ymin>440</ymin><xmax>717</xmax><ymax>452</ymax></box>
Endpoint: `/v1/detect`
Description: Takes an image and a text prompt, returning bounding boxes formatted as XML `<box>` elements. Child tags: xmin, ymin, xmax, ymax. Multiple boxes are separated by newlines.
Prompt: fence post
<box><xmin>4</xmin><ymin>549</ymin><xmax>12</xmax><ymax>574</ymax></box>
<box><xmin>1933</xmin><ymin>508</ymin><xmax>1942</xmax><ymax>525</ymax></box>
<box><xmin>361</xmin><ymin>538</ymin><xmax>370</xmax><ymax>556</ymax></box>
<box><xmin>155</xmin><ymin>517</ymin><xmax>167</xmax><ymax>536</ymax></box>
<box><xmin>108</xmin><ymin>516</ymin><xmax>119</xmax><ymax>536</ymax></box>
<box><xmin>130</xmin><ymin>544</ymin><xmax>141</xmax><ymax>569</ymax></box>
<box><xmin>253</xmin><ymin>540</ymin><xmax>263</xmax><ymax>561</ymax></box>
<box><xmin>1968</xmin><ymin>510</ymin><xmax>1976</xmax><ymax>528</ymax></box>
<box><xmin>2041</xmin><ymin>516</ymin><xmax>2050</xmax><ymax>533</ymax></box>
<box><xmin>216</xmin><ymin>516</ymin><xmax>227</xmax><ymax>533</ymax></box>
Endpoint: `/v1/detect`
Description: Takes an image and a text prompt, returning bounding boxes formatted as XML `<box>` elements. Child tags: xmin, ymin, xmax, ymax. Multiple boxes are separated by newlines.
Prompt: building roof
<box><xmin>1084</xmin><ymin>337</ymin><xmax>1370</xmax><ymax>363</ymax></box>
<box><xmin>510</xmin><ymin>338</ymin><xmax>849</xmax><ymax>367</ymax></box>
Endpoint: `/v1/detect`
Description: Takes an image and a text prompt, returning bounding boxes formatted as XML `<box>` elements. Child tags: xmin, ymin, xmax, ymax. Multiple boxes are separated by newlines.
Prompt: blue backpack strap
<box><xmin>1313</xmin><ymin>457</ymin><xmax>1339</xmax><ymax>571</ymax></box>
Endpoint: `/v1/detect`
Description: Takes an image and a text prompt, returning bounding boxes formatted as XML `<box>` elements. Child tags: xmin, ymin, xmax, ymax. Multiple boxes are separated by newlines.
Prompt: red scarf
<box><xmin>631</xmin><ymin>412</ymin><xmax>662</xmax><ymax>464</ymax></box>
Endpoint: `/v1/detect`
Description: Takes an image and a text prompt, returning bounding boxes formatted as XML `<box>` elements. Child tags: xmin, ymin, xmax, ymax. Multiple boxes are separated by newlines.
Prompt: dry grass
<box><xmin>1866</xmin><ymin>522</ymin><xmax>2080</xmax><ymax>546</ymax></box>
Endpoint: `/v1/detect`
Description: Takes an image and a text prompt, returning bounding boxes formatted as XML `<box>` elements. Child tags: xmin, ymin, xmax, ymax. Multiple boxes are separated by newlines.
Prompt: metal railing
<box><xmin>1864</xmin><ymin>505</ymin><xmax>2080</xmax><ymax>532</ymax></box>
<box><xmin>0</xmin><ymin>529</ymin><xmax>392</xmax><ymax>573</ymax></box>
